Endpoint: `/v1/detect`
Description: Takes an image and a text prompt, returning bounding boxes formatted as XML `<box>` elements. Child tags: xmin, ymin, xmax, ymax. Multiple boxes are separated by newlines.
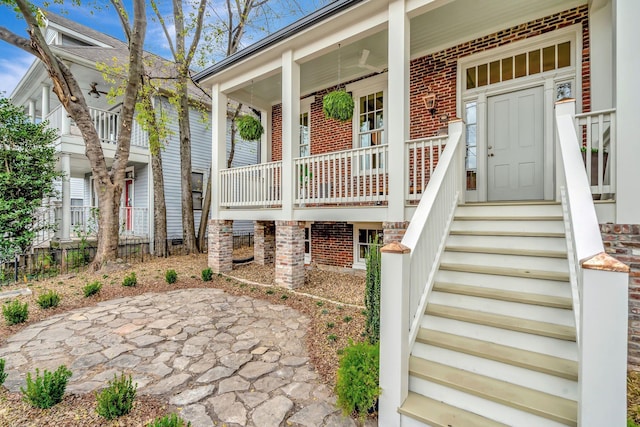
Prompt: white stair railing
<box><xmin>556</xmin><ymin>99</ymin><xmax>628</xmax><ymax>427</ymax></box>
<box><xmin>379</xmin><ymin>120</ymin><xmax>465</xmax><ymax>427</ymax></box>
<box><xmin>405</xmin><ymin>135</ymin><xmax>447</xmax><ymax>201</ymax></box>
<box><xmin>574</xmin><ymin>109</ymin><xmax>615</xmax><ymax>199</ymax></box>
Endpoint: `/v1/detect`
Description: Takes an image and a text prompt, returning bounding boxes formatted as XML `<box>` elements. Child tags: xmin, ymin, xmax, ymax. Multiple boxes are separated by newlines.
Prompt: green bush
<box><xmin>83</xmin><ymin>281</ymin><xmax>102</xmax><ymax>297</ymax></box>
<box><xmin>323</xmin><ymin>90</ymin><xmax>354</xmax><ymax>122</ymax></box>
<box><xmin>21</xmin><ymin>365</ymin><xmax>72</xmax><ymax>409</ymax></box>
<box><xmin>236</xmin><ymin>114</ymin><xmax>264</xmax><ymax>141</ymax></box>
<box><xmin>37</xmin><ymin>290</ymin><xmax>61</xmax><ymax>309</ymax></box>
<box><xmin>95</xmin><ymin>373</ymin><xmax>137</xmax><ymax>419</ymax></box>
<box><xmin>629</xmin><ymin>419</ymin><xmax>640</xmax><ymax>427</ymax></box>
<box><xmin>201</xmin><ymin>267</ymin><xmax>213</xmax><ymax>282</ymax></box>
<box><xmin>0</xmin><ymin>358</ymin><xmax>7</xmax><ymax>386</ymax></box>
<box><xmin>147</xmin><ymin>413</ymin><xmax>192</xmax><ymax>427</ymax></box>
<box><xmin>364</xmin><ymin>235</ymin><xmax>381</xmax><ymax>344</ymax></box>
<box><xmin>2</xmin><ymin>299</ymin><xmax>28</xmax><ymax>325</ymax></box>
<box><xmin>335</xmin><ymin>341</ymin><xmax>380</xmax><ymax>423</ymax></box>
<box><xmin>165</xmin><ymin>269</ymin><xmax>177</xmax><ymax>284</ymax></box>
<box><xmin>122</xmin><ymin>272</ymin><xmax>137</xmax><ymax>287</ymax></box>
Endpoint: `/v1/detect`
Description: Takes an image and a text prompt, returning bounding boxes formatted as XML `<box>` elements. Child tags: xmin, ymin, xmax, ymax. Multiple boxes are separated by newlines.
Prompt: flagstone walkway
<box><xmin>0</xmin><ymin>288</ymin><xmax>356</xmax><ymax>426</ymax></box>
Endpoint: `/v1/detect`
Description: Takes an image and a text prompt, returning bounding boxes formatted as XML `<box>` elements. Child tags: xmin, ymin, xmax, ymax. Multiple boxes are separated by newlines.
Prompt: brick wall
<box><xmin>275</xmin><ymin>220</ymin><xmax>305</xmax><ymax>288</ymax></box>
<box><xmin>208</xmin><ymin>219</ymin><xmax>233</xmax><ymax>273</ymax></box>
<box><xmin>271</xmin><ymin>104</ymin><xmax>282</xmax><ymax>161</ymax></box>
<box><xmin>311</xmin><ymin>222</ymin><xmax>353</xmax><ymax>268</ymax></box>
<box><xmin>409</xmin><ymin>5</ymin><xmax>590</xmax><ymax>139</ymax></box>
<box><xmin>601</xmin><ymin>224</ymin><xmax>640</xmax><ymax>367</ymax></box>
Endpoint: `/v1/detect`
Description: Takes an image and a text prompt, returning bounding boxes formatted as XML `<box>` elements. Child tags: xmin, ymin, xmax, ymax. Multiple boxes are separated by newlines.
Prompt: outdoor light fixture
<box><xmin>422</xmin><ymin>87</ymin><xmax>437</xmax><ymax>117</ymax></box>
<box><xmin>88</xmin><ymin>82</ymin><xmax>108</xmax><ymax>99</ymax></box>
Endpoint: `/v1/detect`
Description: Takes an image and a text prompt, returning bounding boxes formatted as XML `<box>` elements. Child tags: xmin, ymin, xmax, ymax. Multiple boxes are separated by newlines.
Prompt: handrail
<box><xmin>405</xmin><ymin>135</ymin><xmax>448</xmax><ymax>201</ymax></box>
<box><xmin>402</xmin><ymin>120</ymin><xmax>464</xmax><ymax>344</ymax></box>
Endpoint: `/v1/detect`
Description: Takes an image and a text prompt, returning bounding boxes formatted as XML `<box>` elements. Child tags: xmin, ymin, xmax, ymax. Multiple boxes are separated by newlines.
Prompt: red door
<box><xmin>125</xmin><ymin>179</ymin><xmax>133</xmax><ymax>231</ymax></box>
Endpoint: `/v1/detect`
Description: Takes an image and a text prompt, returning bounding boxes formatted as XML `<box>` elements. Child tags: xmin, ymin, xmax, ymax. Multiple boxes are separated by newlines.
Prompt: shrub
<box><xmin>83</xmin><ymin>281</ymin><xmax>102</xmax><ymax>297</ymax></box>
<box><xmin>21</xmin><ymin>365</ymin><xmax>72</xmax><ymax>408</ymax></box>
<box><xmin>0</xmin><ymin>358</ymin><xmax>7</xmax><ymax>386</ymax></box>
<box><xmin>95</xmin><ymin>373</ymin><xmax>137</xmax><ymax>419</ymax></box>
<box><xmin>2</xmin><ymin>300</ymin><xmax>28</xmax><ymax>325</ymax></box>
<box><xmin>147</xmin><ymin>413</ymin><xmax>192</xmax><ymax>427</ymax></box>
<box><xmin>236</xmin><ymin>114</ymin><xmax>264</xmax><ymax>141</ymax></box>
<box><xmin>122</xmin><ymin>272</ymin><xmax>137</xmax><ymax>287</ymax></box>
<box><xmin>364</xmin><ymin>234</ymin><xmax>381</xmax><ymax>344</ymax></box>
<box><xmin>165</xmin><ymin>269</ymin><xmax>177</xmax><ymax>284</ymax></box>
<box><xmin>335</xmin><ymin>341</ymin><xmax>380</xmax><ymax>423</ymax></box>
<box><xmin>323</xmin><ymin>90</ymin><xmax>354</xmax><ymax>122</ymax></box>
<box><xmin>201</xmin><ymin>267</ymin><xmax>213</xmax><ymax>282</ymax></box>
<box><xmin>37</xmin><ymin>290</ymin><xmax>61</xmax><ymax>309</ymax></box>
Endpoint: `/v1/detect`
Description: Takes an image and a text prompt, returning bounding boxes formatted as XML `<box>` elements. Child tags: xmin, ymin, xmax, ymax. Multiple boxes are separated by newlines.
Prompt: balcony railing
<box><xmin>220</xmin><ymin>161</ymin><xmax>282</xmax><ymax>207</ymax></box>
<box><xmin>70</xmin><ymin>206</ymin><xmax>149</xmax><ymax>237</ymax></box>
<box><xmin>45</xmin><ymin>105</ymin><xmax>149</xmax><ymax>148</ymax></box>
<box><xmin>574</xmin><ymin>109</ymin><xmax>615</xmax><ymax>199</ymax></box>
<box><xmin>405</xmin><ymin>136</ymin><xmax>447</xmax><ymax>202</ymax></box>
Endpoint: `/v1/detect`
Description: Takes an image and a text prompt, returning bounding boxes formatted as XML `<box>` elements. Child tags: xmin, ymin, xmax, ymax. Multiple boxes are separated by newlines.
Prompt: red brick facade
<box><xmin>409</xmin><ymin>4</ymin><xmax>590</xmax><ymax>139</ymax></box>
<box><xmin>311</xmin><ymin>222</ymin><xmax>354</xmax><ymax>268</ymax></box>
<box><xmin>601</xmin><ymin>224</ymin><xmax>640</xmax><ymax>367</ymax></box>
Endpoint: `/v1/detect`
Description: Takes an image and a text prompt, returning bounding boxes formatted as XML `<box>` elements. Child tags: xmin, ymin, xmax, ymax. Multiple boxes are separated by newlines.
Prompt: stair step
<box><xmin>450</xmin><ymin>219</ymin><xmax>564</xmax><ymax>237</ymax></box>
<box><xmin>399</xmin><ymin>392</ymin><xmax>509</xmax><ymax>427</ymax></box>
<box><xmin>426</xmin><ymin>304</ymin><xmax>576</xmax><ymax>341</ymax></box>
<box><xmin>457</xmin><ymin>203</ymin><xmax>562</xmax><ymax>218</ymax></box>
<box><xmin>409</xmin><ymin>358</ymin><xmax>577</xmax><ymax>426</ymax></box>
<box><xmin>455</xmin><ymin>215</ymin><xmax>563</xmax><ymax>221</ymax></box>
<box><xmin>435</xmin><ymin>270</ymin><xmax>572</xmax><ymax>300</ymax></box>
<box><xmin>447</xmin><ymin>234</ymin><xmax>566</xmax><ymax>254</ymax></box>
<box><xmin>433</xmin><ymin>282</ymin><xmax>572</xmax><ymax>308</ymax></box>
<box><xmin>417</xmin><ymin>329</ymin><xmax>578</xmax><ymax>380</ymax></box>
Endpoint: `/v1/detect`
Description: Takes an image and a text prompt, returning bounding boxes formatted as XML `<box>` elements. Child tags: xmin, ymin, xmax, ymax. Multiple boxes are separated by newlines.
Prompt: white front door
<box><xmin>487</xmin><ymin>86</ymin><xmax>544</xmax><ymax>201</ymax></box>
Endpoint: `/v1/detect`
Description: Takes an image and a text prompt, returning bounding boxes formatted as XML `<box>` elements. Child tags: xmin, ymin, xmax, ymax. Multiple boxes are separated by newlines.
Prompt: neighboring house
<box><xmin>196</xmin><ymin>0</ymin><xmax>635</xmax><ymax>425</ymax></box>
<box><xmin>10</xmin><ymin>12</ymin><xmax>258</xmax><ymax>252</ymax></box>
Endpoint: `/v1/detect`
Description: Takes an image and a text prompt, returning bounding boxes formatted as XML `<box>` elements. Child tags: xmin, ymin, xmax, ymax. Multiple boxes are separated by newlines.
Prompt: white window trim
<box><xmin>191</xmin><ymin>169</ymin><xmax>206</xmax><ymax>211</ymax></box>
<box><xmin>346</xmin><ymin>74</ymin><xmax>388</xmax><ymax>150</ymax></box>
<box><xmin>351</xmin><ymin>222</ymin><xmax>383</xmax><ymax>270</ymax></box>
<box><xmin>299</xmin><ymin>96</ymin><xmax>314</xmax><ymax>158</ymax></box>
<box><xmin>304</xmin><ymin>221</ymin><xmax>312</xmax><ymax>264</ymax></box>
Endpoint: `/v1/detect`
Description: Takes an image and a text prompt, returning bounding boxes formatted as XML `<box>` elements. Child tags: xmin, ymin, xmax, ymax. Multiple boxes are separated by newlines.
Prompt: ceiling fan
<box><xmin>88</xmin><ymin>82</ymin><xmax>109</xmax><ymax>99</ymax></box>
<box><xmin>349</xmin><ymin>49</ymin><xmax>385</xmax><ymax>73</ymax></box>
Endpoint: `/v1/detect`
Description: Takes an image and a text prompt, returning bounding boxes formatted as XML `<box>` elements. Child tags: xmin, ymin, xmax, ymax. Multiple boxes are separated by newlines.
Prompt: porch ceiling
<box><xmin>226</xmin><ymin>0</ymin><xmax>585</xmax><ymax>106</ymax></box>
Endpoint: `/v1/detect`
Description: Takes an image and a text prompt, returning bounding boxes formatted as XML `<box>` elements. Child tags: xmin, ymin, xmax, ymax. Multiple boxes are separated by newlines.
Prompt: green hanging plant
<box><xmin>236</xmin><ymin>115</ymin><xmax>264</xmax><ymax>141</ymax></box>
<box><xmin>323</xmin><ymin>90</ymin><xmax>354</xmax><ymax>122</ymax></box>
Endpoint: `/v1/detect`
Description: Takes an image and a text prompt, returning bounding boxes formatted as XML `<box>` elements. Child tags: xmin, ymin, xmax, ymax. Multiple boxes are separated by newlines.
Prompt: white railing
<box><xmin>32</xmin><ymin>204</ymin><xmax>57</xmax><ymax>247</ymax></box>
<box><xmin>378</xmin><ymin>120</ymin><xmax>465</xmax><ymax>426</ymax></box>
<box><xmin>575</xmin><ymin>109</ymin><xmax>615</xmax><ymax>199</ymax></box>
<box><xmin>405</xmin><ymin>136</ymin><xmax>447</xmax><ymax>201</ymax></box>
<box><xmin>220</xmin><ymin>161</ymin><xmax>282</xmax><ymax>207</ymax></box>
<box><xmin>119</xmin><ymin>207</ymin><xmax>149</xmax><ymax>236</ymax></box>
<box><xmin>44</xmin><ymin>105</ymin><xmax>148</xmax><ymax>148</ymax></box>
<box><xmin>556</xmin><ymin>100</ymin><xmax>627</xmax><ymax>426</ymax></box>
<box><xmin>69</xmin><ymin>206</ymin><xmax>148</xmax><ymax>237</ymax></box>
<box><xmin>294</xmin><ymin>145</ymin><xmax>388</xmax><ymax>205</ymax></box>
<box><xmin>70</xmin><ymin>206</ymin><xmax>99</xmax><ymax>236</ymax></box>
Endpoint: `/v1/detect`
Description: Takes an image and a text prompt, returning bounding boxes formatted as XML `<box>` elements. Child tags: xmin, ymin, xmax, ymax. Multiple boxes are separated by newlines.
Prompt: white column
<box><xmin>281</xmin><ymin>50</ymin><xmax>300</xmax><ymax>218</ymax></box>
<box><xmin>60</xmin><ymin>153</ymin><xmax>71</xmax><ymax>241</ymax></box>
<box><xmin>387</xmin><ymin>0</ymin><xmax>410</xmax><ymax>222</ymax></box>
<box><xmin>28</xmin><ymin>99</ymin><xmax>36</xmax><ymax>123</ymax></box>
<box><xmin>211</xmin><ymin>83</ymin><xmax>227</xmax><ymax>220</ymax></box>
<box><xmin>260</xmin><ymin>108</ymin><xmax>271</xmax><ymax>163</ymax></box>
<box><xmin>41</xmin><ymin>85</ymin><xmax>50</xmax><ymax>118</ymax></box>
<box><xmin>615</xmin><ymin>0</ymin><xmax>640</xmax><ymax>223</ymax></box>
<box><xmin>379</xmin><ymin>242</ymin><xmax>410</xmax><ymax>426</ymax></box>
<box><xmin>579</xmin><ymin>254</ymin><xmax>628</xmax><ymax>427</ymax></box>
<box><xmin>61</xmin><ymin>108</ymin><xmax>71</xmax><ymax>135</ymax></box>
<box><xmin>590</xmin><ymin>1</ymin><xmax>614</xmax><ymax>111</ymax></box>
<box><xmin>476</xmin><ymin>93</ymin><xmax>487</xmax><ymax>202</ymax></box>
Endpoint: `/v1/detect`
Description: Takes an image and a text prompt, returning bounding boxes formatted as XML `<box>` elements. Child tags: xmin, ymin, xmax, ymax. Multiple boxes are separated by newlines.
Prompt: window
<box><xmin>192</xmin><ymin>172</ymin><xmax>204</xmax><ymax>210</ymax></box>
<box><xmin>300</xmin><ymin>112</ymin><xmax>310</xmax><ymax>157</ymax></box>
<box><xmin>466</xmin><ymin>41</ymin><xmax>572</xmax><ymax>90</ymax></box>
<box><xmin>465</xmin><ymin>102</ymin><xmax>477</xmax><ymax>191</ymax></box>
<box><xmin>355</xmin><ymin>227</ymin><xmax>383</xmax><ymax>266</ymax></box>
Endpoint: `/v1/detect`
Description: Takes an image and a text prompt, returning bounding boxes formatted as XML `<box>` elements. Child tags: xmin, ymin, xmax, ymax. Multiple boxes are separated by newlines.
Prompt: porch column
<box><xmin>275</xmin><ymin>220</ymin><xmax>305</xmax><ymax>289</ymax></box>
<box><xmin>254</xmin><ymin>221</ymin><xmax>275</xmax><ymax>265</ymax></box>
<box><xmin>61</xmin><ymin>107</ymin><xmax>70</xmax><ymax>135</ymax></box>
<box><xmin>210</xmin><ymin>82</ymin><xmax>227</xmax><ymax>220</ymax></box>
<box><xmin>615</xmin><ymin>0</ymin><xmax>640</xmax><ymax>224</ymax></box>
<box><xmin>208</xmin><ymin>219</ymin><xmax>233</xmax><ymax>273</ymax></box>
<box><xmin>60</xmin><ymin>153</ymin><xmax>71</xmax><ymax>241</ymax></box>
<box><xmin>387</xmin><ymin>0</ymin><xmax>410</xmax><ymax>221</ymax></box>
<box><xmin>28</xmin><ymin>99</ymin><xmax>36</xmax><ymax>123</ymax></box>
<box><xmin>260</xmin><ymin>108</ymin><xmax>271</xmax><ymax>163</ymax></box>
<box><xmin>281</xmin><ymin>50</ymin><xmax>300</xmax><ymax>217</ymax></box>
<box><xmin>589</xmin><ymin>1</ymin><xmax>613</xmax><ymax>110</ymax></box>
<box><xmin>41</xmin><ymin>85</ymin><xmax>50</xmax><ymax>118</ymax></box>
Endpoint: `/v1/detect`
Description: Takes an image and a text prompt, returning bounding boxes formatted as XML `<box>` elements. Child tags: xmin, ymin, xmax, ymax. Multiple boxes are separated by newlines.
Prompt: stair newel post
<box><xmin>579</xmin><ymin>254</ymin><xmax>628</xmax><ymax>427</ymax></box>
<box><xmin>448</xmin><ymin>118</ymin><xmax>465</xmax><ymax>205</ymax></box>
<box><xmin>379</xmin><ymin>242</ymin><xmax>411</xmax><ymax>426</ymax></box>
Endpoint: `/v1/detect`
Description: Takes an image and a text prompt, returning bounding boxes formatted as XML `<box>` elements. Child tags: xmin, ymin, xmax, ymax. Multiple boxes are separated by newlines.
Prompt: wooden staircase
<box><xmin>398</xmin><ymin>203</ymin><xmax>578</xmax><ymax>427</ymax></box>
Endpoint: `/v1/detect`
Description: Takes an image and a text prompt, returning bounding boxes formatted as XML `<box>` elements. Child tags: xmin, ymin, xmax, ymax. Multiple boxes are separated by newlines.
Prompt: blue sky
<box><xmin>0</xmin><ymin>0</ymin><xmax>329</xmax><ymax>96</ymax></box>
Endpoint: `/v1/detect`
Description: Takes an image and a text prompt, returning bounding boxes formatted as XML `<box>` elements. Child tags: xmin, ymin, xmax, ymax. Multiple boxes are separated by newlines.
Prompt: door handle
<box><xmin>488</xmin><ymin>153</ymin><xmax>494</xmax><ymax>157</ymax></box>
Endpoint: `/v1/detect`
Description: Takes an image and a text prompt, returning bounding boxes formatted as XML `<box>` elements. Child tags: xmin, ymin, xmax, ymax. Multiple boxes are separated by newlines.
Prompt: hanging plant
<box><xmin>236</xmin><ymin>115</ymin><xmax>264</xmax><ymax>141</ymax></box>
<box><xmin>323</xmin><ymin>90</ymin><xmax>354</xmax><ymax>122</ymax></box>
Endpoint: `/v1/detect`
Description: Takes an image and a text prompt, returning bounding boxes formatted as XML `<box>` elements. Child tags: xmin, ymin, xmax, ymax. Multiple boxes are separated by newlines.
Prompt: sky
<box><xmin>0</xmin><ymin>0</ymin><xmax>330</xmax><ymax>97</ymax></box>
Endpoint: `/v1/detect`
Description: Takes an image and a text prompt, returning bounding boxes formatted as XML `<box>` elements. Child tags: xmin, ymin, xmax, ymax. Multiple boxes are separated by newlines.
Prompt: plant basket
<box><xmin>323</xmin><ymin>90</ymin><xmax>354</xmax><ymax>122</ymax></box>
<box><xmin>236</xmin><ymin>115</ymin><xmax>264</xmax><ymax>141</ymax></box>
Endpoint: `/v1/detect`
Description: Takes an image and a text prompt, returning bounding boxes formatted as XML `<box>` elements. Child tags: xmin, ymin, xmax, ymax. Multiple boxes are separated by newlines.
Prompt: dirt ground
<box><xmin>0</xmin><ymin>249</ymin><xmax>367</xmax><ymax>426</ymax></box>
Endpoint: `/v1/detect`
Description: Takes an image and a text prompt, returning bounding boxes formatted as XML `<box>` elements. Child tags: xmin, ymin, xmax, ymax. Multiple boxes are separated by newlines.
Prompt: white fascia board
<box><xmin>219</xmin><ymin>58</ymin><xmax>283</xmax><ymax>94</ymax></box>
<box><xmin>406</xmin><ymin>0</ymin><xmax>454</xmax><ymax>18</ymax></box>
<box><xmin>47</xmin><ymin>22</ymin><xmax>113</xmax><ymax>48</ymax></box>
<box><xmin>10</xmin><ymin>58</ymin><xmax>43</xmax><ymax>102</ymax></box>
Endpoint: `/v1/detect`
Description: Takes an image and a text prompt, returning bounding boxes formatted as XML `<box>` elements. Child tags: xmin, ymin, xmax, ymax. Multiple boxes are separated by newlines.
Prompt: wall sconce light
<box><xmin>88</xmin><ymin>82</ymin><xmax>108</xmax><ymax>99</ymax></box>
<box><xmin>422</xmin><ymin>87</ymin><xmax>437</xmax><ymax>117</ymax></box>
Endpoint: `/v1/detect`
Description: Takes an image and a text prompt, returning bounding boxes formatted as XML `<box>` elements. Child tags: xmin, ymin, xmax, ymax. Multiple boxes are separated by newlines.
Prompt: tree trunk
<box><xmin>152</xmin><ymin>150</ymin><xmax>168</xmax><ymax>257</ymax></box>
<box><xmin>197</xmin><ymin>166</ymin><xmax>212</xmax><ymax>252</ymax></box>
<box><xmin>94</xmin><ymin>183</ymin><xmax>122</xmax><ymax>267</ymax></box>
<box><xmin>178</xmin><ymin>81</ymin><xmax>198</xmax><ymax>254</ymax></box>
